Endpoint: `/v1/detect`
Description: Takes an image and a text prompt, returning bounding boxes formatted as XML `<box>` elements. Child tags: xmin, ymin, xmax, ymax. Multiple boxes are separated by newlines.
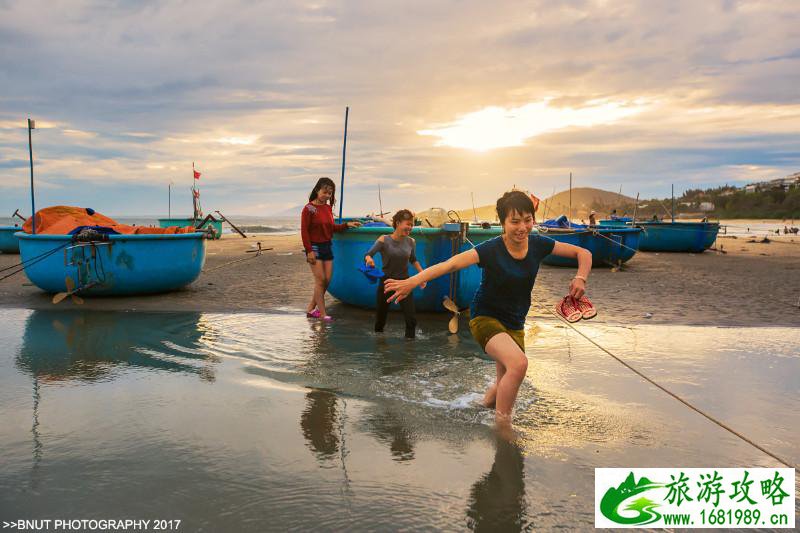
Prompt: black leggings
<box><xmin>375</xmin><ymin>277</ymin><xmax>417</xmax><ymax>338</ymax></box>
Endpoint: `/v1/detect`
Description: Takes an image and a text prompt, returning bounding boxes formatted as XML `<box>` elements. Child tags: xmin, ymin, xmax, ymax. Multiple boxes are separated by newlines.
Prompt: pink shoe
<box><xmin>554</xmin><ymin>296</ymin><xmax>582</xmax><ymax>323</ymax></box>
<box><xmin>576</xmin><ymin>295</ymin><xmax>597</xmax><ymax>319</ymax></box>
<box><xmin>322</xmin><ymin>315</ymin><xmax>334</xmax><ymax>322</ymax></box>
<box><xmin>306</xmin><ymin>309</ymin><xmax>320</xmax><ymax>318</ymax></box>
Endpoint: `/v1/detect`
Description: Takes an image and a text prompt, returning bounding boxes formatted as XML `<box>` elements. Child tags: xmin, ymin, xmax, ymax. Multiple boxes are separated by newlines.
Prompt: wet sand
<box><xmin>1</xmin><ymin>233</ymin><xmax>799</xmax><ymax>326</ymax></box>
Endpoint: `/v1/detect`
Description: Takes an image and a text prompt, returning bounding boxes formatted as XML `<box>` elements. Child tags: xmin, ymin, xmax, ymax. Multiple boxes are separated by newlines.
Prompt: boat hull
<box><xmin>329</xmin><ymin>225</ymin><xmax>484</xmax><ymax>312</ymax></box>
<box><xmin>0</xmin><ymin>226</ymin><xmax>21</xmax><ymax>253</ymax></box>
<box><xmin>17</xmin><ymin>232</ymin><xmax>206</xmax><ymax>295</ymax></box>
<box><xmin>600</xmin><ymin>220</ymin><xmax>719</xmax><ymax>252</ymax></box>
<box><xmin>537</xmin><ymin>227</ymin><xmax>642</xmax><ymax>267</ymax></box>
<box><xmin>158</xmin><ymin>218</ymin><xmax>223</xmax><ymax>239</ymax></box>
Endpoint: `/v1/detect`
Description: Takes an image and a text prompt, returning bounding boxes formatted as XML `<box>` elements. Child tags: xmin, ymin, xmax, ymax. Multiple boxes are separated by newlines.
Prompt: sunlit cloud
<box><xmin>62</xmin><ymin>128</ymin><xmax>97</xmax><ymax>138</ymax></box>
<box><xmin>0</xmin><ymin>1</ymin><xmax>798</xmax><ymax>215</ymax></box>
<box><xmin>417</xmin><ymin>99</ymin><xmax>649</xmax><ymax>151</ymax></box>
<box><xmin>216</xmin><ymin>135</ymin><xmax>258</xmax><ymax>146</ymax></box>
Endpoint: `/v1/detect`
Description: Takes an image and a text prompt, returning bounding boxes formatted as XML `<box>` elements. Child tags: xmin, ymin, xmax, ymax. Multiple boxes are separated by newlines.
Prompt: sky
<box><xmin>1</xmin><ymin>0</ymin><xmax>799</xmax><ymax>217</ymax></box>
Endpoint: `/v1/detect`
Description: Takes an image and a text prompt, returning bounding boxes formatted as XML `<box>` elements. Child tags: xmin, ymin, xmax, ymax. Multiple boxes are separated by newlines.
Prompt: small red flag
<box><xmin>194</xmin><ymin>170</ymin><xmax>201</xmax><ymax>179</ymax></box>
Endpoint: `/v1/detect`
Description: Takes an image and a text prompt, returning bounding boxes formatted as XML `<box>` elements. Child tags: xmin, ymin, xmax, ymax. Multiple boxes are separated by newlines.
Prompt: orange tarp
<box><xmin>22</xmin><ymin>206</ymin><xmax>195</xmax><ymax>235</ymax></box>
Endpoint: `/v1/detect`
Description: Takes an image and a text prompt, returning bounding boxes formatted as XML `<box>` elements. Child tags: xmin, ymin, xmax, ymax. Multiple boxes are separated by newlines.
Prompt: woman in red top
<box><xmin>301</xmin><ymin>177</ymin><xmax>360</xmax><ymax>321</ymax></box>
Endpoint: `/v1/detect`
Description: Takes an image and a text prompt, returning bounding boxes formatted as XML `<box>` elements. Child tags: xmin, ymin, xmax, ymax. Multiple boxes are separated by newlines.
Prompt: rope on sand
<box><xmin>201</xmin><ymin>244</ymin><xmax>272</xmax><ymax>274</ymax></box>
<box><xmin>536</xmin><ymin>302</ymin><xmax>798</xmax><ymax>469</ymax></box>
<box><xmin>202</xmin><ymin>254</ymin><xmax>260</xmax><ymax>274</ymax></box>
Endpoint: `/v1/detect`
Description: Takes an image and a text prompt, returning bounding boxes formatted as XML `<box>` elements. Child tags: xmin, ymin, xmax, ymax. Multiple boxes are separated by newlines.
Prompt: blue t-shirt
<box><xmin>470</xmin><ymin>234</ymin><xmax>556</xmax><ymax>330</ymax></box>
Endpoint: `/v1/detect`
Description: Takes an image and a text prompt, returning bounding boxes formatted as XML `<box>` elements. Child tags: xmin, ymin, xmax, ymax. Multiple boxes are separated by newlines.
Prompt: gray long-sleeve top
<box><xmin>366</xmin><ymin>235</ymin><xmax>418</xmax><ymax>279</ymax></box>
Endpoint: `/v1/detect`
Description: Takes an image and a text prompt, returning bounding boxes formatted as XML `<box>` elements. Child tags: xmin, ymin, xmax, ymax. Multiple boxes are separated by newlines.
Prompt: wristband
<box><xmin>574</xmin><ymin>275</ymin><xmax>587</xmax><ymax>282</ymax></box>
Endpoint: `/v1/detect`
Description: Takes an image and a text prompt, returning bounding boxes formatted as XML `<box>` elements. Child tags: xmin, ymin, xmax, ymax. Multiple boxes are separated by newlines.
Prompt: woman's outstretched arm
<box><xmin>384</xmin><ymin>249</ymin><xmax>479</xmax><ymax>303</ymax></box>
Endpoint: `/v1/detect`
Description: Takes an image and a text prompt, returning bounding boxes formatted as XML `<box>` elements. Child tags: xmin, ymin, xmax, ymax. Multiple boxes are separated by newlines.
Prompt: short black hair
<box><xmin>496</xmin><ymin>190</ymin><xmax>535</xmax><ymax>223</ymax></box>
<box><xmin>391</xmin><ymin>209</ymin><xmax>414</xmax><ymax>228</ymax></box>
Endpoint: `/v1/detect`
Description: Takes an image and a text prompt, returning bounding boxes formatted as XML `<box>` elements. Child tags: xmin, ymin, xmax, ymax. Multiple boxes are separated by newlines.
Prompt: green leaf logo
<box><xmin>600</xmin><ymin>472</ymin><xmax>664</xmax><ymax>525</ymax></box>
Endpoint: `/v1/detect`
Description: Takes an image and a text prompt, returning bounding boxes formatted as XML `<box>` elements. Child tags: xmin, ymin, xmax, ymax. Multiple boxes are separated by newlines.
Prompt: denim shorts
<box><xmin>311</xmin><ymin>241</ymin><xmax>334</xmax><ymax>261</ymax></box>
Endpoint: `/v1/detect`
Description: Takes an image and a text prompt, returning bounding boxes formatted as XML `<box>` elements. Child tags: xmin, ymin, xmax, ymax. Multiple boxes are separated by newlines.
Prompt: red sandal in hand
<box><xmin>554</xmin><ymin>296</ymin><xmax>582</xmax><ymax>322</ymax></box>
<box><xmin>576</xmin><ymin>295</ymin><xmax>597</xmax><ymax>319</ymax></box>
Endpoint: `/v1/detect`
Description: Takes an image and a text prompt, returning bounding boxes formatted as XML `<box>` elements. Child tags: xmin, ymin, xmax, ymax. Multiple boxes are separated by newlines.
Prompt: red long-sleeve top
<box><xmin>300</xmin><ymin>202</ymin><xmax>348</xmax><ymax>252</ymax></box>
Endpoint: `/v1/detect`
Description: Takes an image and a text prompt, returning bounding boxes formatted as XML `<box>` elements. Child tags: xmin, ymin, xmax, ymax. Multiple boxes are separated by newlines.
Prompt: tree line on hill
<box><xmin>602</xmin><ymin>186</ymin><xmax>800</xmax><ymax>220</ymax></box>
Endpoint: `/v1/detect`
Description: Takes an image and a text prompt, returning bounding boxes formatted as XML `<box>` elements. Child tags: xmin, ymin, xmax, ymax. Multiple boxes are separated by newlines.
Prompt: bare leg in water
<box><xmin>482</xmin><ymin>361</ymin><xmax>505</xmax><ymax>409</ymax></box>
<box><xmin>307</xmin><ymin>260</ymin><xmax>330</xmax><ymax>316</ymax></box>
<box><xmin>481</xmin><ymin>333</ymin><xmax>528</xmax><ymax>433</ymax></box>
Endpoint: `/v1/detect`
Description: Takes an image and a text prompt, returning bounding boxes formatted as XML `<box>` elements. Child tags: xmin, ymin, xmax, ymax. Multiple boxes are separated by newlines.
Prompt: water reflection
<box><xmin>16</xmin><ymin>309</ymin><xmax>220</xmax><ymax>382</ymax></box>
<box><xmin>301</xmin><ymin>388</ymin><xmax>341</xmax><ymax>459</ymax></box>
<box><xmin>301</xmin><ymin>388</ymin><xmax>418</xmax><ymax>464</ymax></box>
<box><xmin>467</xmin><ymin>436</ymin><xmax>528</xmax><ymax>532</ymax></box>
<box><xmin>362</xmin><ymin>406</ymin><xmax>417</xmax><ymax>462</ymax></box>
<box><xmin>14</xmin><ymin>309</ymin><xmax>222</xmax><ymax>491</ymax></box>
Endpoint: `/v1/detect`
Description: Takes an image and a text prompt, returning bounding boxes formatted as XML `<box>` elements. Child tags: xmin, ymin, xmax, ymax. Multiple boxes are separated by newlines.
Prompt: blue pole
<box><xmin>338</xmin><ymin>106</ymin><xmax>349</xmax><ymax>223</ymax></box>
<box><xmin>671</xmin><ymin>183</ymin><xmax>675</xmax><ymax>223</ymax></box>
<box><xmin>28</xmin><ymin>118</ymin><xmax>36</xmax><ymax>234</ymax></box>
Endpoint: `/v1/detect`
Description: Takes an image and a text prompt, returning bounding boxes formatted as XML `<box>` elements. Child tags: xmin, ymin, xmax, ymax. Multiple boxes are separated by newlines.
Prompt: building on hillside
<box><xmin>781</xmin><ymin>172</ymin><xmax>800</xmax><ymax>189</ymax></box>
<box><xmin>699</xmin><ymin>202</ymin><xmax>715</xmax><ymax>212</ymax></box>
<box><xmin>742</xmin><ymin>171</ymin><xmax>798</xmax><ymax>193</ymax></box>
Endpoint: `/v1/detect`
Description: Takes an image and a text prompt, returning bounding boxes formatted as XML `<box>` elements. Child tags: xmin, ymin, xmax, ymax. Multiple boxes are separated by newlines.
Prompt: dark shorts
<box><xmin>311</xmin><ymin>241</ymin><xmax>333</xmax><ymax>261</ymax></box>
<box><xmin>468</xmin><ymin>315</ymin><xmax>525</xmax><ymax>353</ymax></box>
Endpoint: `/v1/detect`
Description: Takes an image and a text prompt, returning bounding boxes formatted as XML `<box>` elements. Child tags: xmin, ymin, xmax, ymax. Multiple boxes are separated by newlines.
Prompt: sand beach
<box><xmin>2</xmin><ymin>231</ymin><xmax>799</xmax><ymax>326</ymax></box>
<box><xmin>2</xmin><ymin>229</ymin><xmax>798</xmax><ymax>530</ymax></box>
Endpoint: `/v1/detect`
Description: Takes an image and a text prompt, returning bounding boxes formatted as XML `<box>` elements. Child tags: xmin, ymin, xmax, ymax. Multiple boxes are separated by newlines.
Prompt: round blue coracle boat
<box><xmin>0</xmin><ymin>225</ymin><xmax>21</xmax><ymax>253</ymax></box>
<box><xmin>600</xmin><ymin>219</ymin><xmax>720</xmax><ymax>252</ymax></box>
<box><xmin>536</xmin><ymin>226</ymin><xmax>642</xmax><ymax>267</ymax></box>
<box><xmin>329</xmin><ymin>224</ymin><xmax>481</xmax><ymax>312</ymax></box>
<box><xmin>17</xmin><ymin>232</ymin><xmax>207</xmax><ymax>295</ymax></box>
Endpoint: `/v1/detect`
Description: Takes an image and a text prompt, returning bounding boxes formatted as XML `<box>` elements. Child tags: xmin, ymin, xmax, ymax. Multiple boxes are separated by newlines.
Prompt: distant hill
<box><xmin>272</xmin><ymin>204</ymin><xmax>306</xmax><ymax>217</ymax></box>
<box><xmin>435</xmin><ymin>187</ymin><xmax>637</xmax><ymax>222</ymax></box>
<box><xmin>534</xmin><ymin>187</ymin><xmax>637</xmax><ymax>221</ymax></box>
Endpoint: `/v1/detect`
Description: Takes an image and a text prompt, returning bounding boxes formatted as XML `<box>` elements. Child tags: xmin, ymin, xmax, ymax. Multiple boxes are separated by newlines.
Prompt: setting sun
<box><xmin>417</xmin><ymin>98</ymin><xmax>648</xmax><ymax>152</ymax></box>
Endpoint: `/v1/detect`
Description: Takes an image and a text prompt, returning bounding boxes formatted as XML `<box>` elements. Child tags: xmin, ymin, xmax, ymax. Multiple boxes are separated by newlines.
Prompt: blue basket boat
<box><xmin>329</xmin><ymin>223</ymin><xmax>482</xmax><ymax>312</ymax></box>
<box><xmin>536</xmin><ymin>216</ymin><xmax>642</xmax><ymax>267</ymax></box>
<box><xmin>599</xmin><ymin>219</ymin><xmax>720</xmax><ymax>252</ymax></box>
<box><xmin>0</xmin><ymin>225</ymin><xmax>21</xmax><ymax>253</ymax></box>
<box><xmin>158</xmin><ymin>217</ymin><xmax>223</xmax><ymax>239</ymax></box>
<box><xmin>17</xmin><ymin>232</ymin><xmax>207</xmax><ymax>295</ymax></box>
<box><xmin>536</xmin><ymin>226</ymin><xmax>642</xmax><ymax>267</ymax></box>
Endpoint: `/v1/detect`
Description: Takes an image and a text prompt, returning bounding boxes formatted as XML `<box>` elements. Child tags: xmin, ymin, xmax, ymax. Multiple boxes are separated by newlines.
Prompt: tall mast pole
<box><xmin>28</xmin><ymin>118</ymin><xmax>36</xmax><ymax>234</ymax></box>
<box><xmin>338</xmin><ymin>106</ymin><xmax>349</xmax><ymax>223</ymax></box>
<box><xmin>671</xmin><ymin>183</ymin><xmax>675</xmax><ymax>222</ymax></box>
<box><xmin>568</xmin><ymin>172</ymin><xmax>573</xmax><ymax>228</ymax></box>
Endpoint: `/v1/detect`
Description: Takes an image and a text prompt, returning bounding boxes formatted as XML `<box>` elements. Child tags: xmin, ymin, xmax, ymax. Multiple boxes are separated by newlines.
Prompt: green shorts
<box><xmin>468</xmin><ymin>315</ymin><xmax>525</xmax><ymax>353</ymax></box>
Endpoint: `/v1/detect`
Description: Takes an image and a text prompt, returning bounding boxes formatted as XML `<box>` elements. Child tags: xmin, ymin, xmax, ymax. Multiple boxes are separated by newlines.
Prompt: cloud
<box><xmin>0</xmin><ymin>158</ymin><xmax>28</xmax><ymax>169</ymax></box>
<box><xmin>417</xmin><ymin>98</ymin><xmax>648</xmax><ymax>151</ymax></box>
<box><xmin>0</xmin><ymin>0</ymin><xmax>798</xmax><ymax>215</ymax></box>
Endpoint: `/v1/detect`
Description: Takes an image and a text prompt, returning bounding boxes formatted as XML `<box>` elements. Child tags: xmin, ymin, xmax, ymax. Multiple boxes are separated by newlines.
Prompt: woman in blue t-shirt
<box><xmin>385</xmin><ymin>191</ymin><xmax>592</xmax><ymax>424</ymax></box>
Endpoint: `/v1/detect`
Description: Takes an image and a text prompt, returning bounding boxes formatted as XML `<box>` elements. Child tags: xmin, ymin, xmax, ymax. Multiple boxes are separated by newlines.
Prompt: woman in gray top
<box><xmin>364</xmin><ymin>209</ymin><xmax>426</xmax><ymax>338</ymax></box>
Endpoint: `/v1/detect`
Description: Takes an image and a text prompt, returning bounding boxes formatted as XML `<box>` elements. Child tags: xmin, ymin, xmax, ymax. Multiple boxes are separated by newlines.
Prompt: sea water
<box><xmin>0</xmin><ymin>309</ymin><xmax>797</xmax><ymax>530</ymax></box>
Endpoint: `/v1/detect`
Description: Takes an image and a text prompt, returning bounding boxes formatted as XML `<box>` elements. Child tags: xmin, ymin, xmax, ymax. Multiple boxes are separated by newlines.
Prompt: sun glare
<box><xmin>417</xmin><ymin>99</ymin><xmax>647</xmax><ymax>152</ymax></box>
<box><xmin>217</xmin><ymin>135</ymin><xmax>258</xmax><ymax>145</ymax></box>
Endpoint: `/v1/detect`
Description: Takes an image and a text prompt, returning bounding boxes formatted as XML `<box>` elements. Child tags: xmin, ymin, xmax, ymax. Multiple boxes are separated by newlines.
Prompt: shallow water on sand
<box><xmin>0</xmin><ymin>309</ymin><xmax>797</xmax><ymax>530</ymax></box>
